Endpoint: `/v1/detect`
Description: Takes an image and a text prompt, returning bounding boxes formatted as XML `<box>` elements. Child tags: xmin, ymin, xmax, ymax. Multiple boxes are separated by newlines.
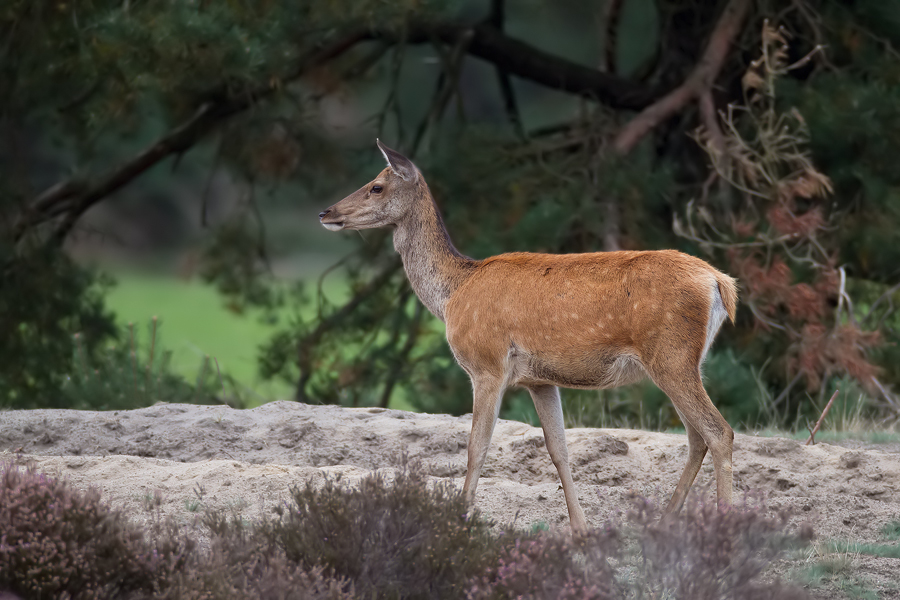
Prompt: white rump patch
<box><xmin>702</xmin><ymin>277</ymin><xmax>728</xmax><ymax>362</ymax></box>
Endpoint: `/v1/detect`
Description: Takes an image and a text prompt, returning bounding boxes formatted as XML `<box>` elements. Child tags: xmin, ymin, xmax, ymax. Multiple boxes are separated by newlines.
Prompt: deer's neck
<box><xmin>392</xmin><ymin>186</ymin><xmax>475</xmax><ymax>322</ymax></box>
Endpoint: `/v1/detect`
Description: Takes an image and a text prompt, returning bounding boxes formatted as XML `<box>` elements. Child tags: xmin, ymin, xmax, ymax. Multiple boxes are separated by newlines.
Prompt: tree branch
<box><xmin>486</xmin><ymin>0</ymin><xmax>525</xmax><ymax>139</ymax></box>
<box><xmin>16</xmin><ymin>9</ymin><xmax>675</xmax><ymax>246</ymax></box>
<box><xmin>602</xmin><ymin>0</ymin><xmax>625</xmax><ymax>74</ymax></box>
<box><xmin>378</xmin><ymin>301</ymin><xmax>425</xmax><ymax>408</ymax></box>
<box><xmin>612</xmin><ymin>0</ymin><xmax>752</xmax><ymax>154</ymax></box>
<box><xmin>396</xmin><ymin>20</ymin><xmax>657</xmax><ymax>110</ymax></box>
<box><xmin>13</xmin><ymin>30</ymin><xmax>368</xmax><ymax>244</ymax></box>
<box><xmin>15</xmin><ymin>15</ymin><xmax>666</xmax><ymax>244</ymax></box>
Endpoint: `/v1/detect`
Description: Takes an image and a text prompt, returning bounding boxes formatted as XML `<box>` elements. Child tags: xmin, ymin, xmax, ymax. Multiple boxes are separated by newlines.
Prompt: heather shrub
<box><xmin>469</xmin><ymin>495</ymin><xmax>811</xmax><ymax>600</ymax></box>
<box><xmin>467</xmin><ymin>527</ymin><xmax>621</xmax><ymax>600</ymax></box>
<box><xmin>625</xmin><ymin>495</ymin><xmax>813</xmax><ymax>600</ymax></box>
<box><xmin>197</xmin><ymin>515</ymin><xmax>354</xmax><ymax>600</ymax></box>
<box><xmin>0</xmin><ymin>462</ymin><xmax>169</xmax><ymax>599</ymax></box>
<box><xmin>257</xmin><ymin>462</ymin><xmax>501</xmax><ymax>600</ymax></box>
<box><xmin>0</xmin><ymin>459</ymin><xmax>813</xmax><ymax>600</ymax></box>
<box><xmin>0</xmin><ymin>462</ymin><xmax>349</xmax><ymax>600</ymax></box>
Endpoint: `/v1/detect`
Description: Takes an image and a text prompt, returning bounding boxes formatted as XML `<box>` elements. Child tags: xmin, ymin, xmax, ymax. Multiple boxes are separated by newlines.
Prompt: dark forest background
<box><xmin>3</xmin><ymin>0</ymin><xmax>900</xmax><ymax>431</ymax></box>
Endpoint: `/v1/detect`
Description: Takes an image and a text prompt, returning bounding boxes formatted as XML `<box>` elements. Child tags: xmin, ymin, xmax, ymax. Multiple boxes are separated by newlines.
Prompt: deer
<box><xmin>319</xmin><ymin>140</ymin><xmax>738</xmax><ymax>534</ymax></box>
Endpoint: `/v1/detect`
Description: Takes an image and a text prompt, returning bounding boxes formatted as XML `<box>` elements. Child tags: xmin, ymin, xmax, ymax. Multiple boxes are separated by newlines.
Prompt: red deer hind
<box><xmin>319</xmin><ymin>140</ymin><xmax>738</xmax><ymax>533</ymax></box>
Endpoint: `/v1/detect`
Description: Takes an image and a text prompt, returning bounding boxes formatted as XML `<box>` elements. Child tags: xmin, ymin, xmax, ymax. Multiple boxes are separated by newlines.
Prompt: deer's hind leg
<box><xmin>665</xmin><ymin>419</ymin><xmax>708</xmax><ymax>513</ymax></box>
<box><xmin>649</xmin><ymin>362</ymin><xmax>733</xmax><ymax>512</ymax></box>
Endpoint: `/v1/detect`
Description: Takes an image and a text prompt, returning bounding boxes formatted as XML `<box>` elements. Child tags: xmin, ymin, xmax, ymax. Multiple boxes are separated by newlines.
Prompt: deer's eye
<box><xmin>371</xmin><ymin>185</ymin><xmax>383</xmax><ymax>194</ymax></box>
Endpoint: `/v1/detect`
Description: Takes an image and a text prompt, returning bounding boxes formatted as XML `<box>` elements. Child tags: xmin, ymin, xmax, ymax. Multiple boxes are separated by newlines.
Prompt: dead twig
<box><xmin>805</xmin><ymin>388</ymin><xmax>839</xmax><ymax>445</ymax></box>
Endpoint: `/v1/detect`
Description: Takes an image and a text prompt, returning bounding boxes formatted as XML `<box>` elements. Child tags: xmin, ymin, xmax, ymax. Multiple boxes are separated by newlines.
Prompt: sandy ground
<box><xmin>2</xmin><ymin>401</ymin><xmax>899</xmax><ymax>597</ymax></box>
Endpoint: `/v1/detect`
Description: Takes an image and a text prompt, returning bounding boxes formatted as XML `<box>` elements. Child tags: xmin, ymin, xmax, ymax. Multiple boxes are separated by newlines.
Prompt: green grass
<box><xmin>828</xmin><ymin>540</ymin><xmax>900</xmax><ymax>559</ymax></box>
<box><xmin>748</xmin><ymin>428</ymin><xmax>900</xmax><ymax>444</ymax></box>
<box><xmin>797</xmin><ymin>541</ymin><xmax>879</xmax><ymax>600</ymax></box>
<box><xmin>881</xmin><ymin>521</ymin><xmax>900</xmax><ymax>541</ymax></box>
<box><xmin>105</xmin><ymin>270</ymin><xmax>346</xmax><ymax>405</ymax></box>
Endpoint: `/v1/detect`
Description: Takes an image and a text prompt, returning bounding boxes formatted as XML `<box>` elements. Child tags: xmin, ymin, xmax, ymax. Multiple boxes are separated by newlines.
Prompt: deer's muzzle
<box><xmin>318</xmin><ymin>207</ymin><xmax>344</xmax><ymax>231</ymax></box>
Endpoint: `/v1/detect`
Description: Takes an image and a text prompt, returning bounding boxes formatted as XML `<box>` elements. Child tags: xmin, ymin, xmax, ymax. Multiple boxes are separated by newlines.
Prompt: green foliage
<box><xmin>0</xmin><ymin>252</ymin><xmax>238</xmax><ymax>409</ymax></box>
<box><xmin>60</xmin><ymin>318</ymin><xmax>232</xmax><ymax>411</ymax></box>
<box><xmin>201</xmin><ymin>216</ymin><xmax>286</xmax><ymax>316</ymax></box>
<box><xmin>1</xmin><ymin>0</ymin><xmax>453</xmax><ymax>136</ymax></box>
<box><xmin>556</xmin><ymin>384</ymin><xmax>673</xmax><ymax>431</ymax></box>
<box><xmin>0</xmin><ymin>248</ymin><xmax>117</xmax><ymax>408</ymax></box>
<box><xmin>702</xmin><ymin>349</ymin><xmax>768</xmax><ymax>427</ymax></box>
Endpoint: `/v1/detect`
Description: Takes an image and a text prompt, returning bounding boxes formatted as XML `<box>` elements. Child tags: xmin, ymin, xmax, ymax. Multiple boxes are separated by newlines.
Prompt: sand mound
<box><xmin>1</xmin><ymin>401</ymin><xmax>897</xmax><ymax>543</ymax></box>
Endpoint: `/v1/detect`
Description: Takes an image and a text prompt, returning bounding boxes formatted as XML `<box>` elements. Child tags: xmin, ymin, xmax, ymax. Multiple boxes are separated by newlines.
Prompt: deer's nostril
<box><xmin>319</xmin><ymin>209</ymin><xmax>331</xmax><ymax>218</ymax></box>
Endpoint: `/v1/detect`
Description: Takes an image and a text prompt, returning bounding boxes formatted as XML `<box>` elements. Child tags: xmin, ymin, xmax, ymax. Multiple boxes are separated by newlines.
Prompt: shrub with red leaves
<box><xmin>689</xmin><ymin>22</ymin><xmax>886</xmax><ymax>410</ymax></box>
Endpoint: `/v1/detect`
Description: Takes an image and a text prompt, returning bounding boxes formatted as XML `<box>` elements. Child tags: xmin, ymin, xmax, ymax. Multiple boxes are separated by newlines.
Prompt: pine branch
<box><xmin>14</xmin><ymin>11</ymin><xmax>677</xmax><ymax>246</ymax></box>
<box><xmin>13</xmin><ymin>30</ymin><xmax>368</xmax><ymax>245</ymax></box>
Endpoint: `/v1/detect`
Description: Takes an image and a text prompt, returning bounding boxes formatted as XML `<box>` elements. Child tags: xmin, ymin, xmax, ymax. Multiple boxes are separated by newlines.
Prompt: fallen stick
<box><xmin>805</xmin><ymin>389</ymin><xmax>840</xmax><ymax>445</ymax></box>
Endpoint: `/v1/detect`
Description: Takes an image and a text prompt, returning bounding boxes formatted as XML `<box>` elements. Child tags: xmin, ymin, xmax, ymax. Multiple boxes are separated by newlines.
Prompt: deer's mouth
<box><xmin>321</xmin><ymin>220</ymin><xmax>344</xmax><ymax>231</ymax></box>
<box><xmin>319</xmin><ymin>208</ymin><xmax>345</xmax><ymax>231</ymax></box>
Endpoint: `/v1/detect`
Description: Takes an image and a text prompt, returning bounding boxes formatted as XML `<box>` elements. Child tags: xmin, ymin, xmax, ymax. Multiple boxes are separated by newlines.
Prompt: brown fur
<box><xmin>320</xmin><ymin>141</ymin><xmax>739</xmax><ymax>534</ymax></box>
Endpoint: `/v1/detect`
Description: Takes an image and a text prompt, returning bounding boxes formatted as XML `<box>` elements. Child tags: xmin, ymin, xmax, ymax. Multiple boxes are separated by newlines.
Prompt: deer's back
<box><xmin>444</xmin><ymin>250</ymin><xmax>725</xmax><ymax>385</ymax></box>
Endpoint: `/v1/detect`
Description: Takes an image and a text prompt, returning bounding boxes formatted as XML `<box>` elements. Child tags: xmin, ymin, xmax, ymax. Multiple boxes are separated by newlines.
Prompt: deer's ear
<box><xmin>376</xmin><ymin>139</ymin><xmax>418</xmax><ymax>183</ymax></box>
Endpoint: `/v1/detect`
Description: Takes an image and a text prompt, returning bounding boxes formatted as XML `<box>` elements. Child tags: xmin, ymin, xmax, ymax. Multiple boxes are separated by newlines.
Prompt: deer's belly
<box><xmin>517</xmin><ymin>350</ymin><xmax>647</xmax><ymax>390</ymax></box>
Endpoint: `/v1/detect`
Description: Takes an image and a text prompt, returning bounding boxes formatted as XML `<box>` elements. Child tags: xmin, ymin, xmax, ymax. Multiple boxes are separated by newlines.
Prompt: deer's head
<box><xmin>319</xmin><ymin>140</ymin><xmax>420</xmax><ymax>232</ymax></box>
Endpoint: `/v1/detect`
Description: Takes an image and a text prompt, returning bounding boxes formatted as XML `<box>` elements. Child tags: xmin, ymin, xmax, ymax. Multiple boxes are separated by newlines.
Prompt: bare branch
<box><xmin>699</xmin><ymin>90</ymin><xmax>728</xmax><ymax>159</ymax></box>
<box><xmin>391</xmin><ymin>20</ymin><xmax>658</xmax><ymax>109</ymax></box>
<box><xmin>805</xmin><ymin>388</ymin><xmax>839</xmax><ymax>445</ymax></box>
<box><xmin>863</xmin><ymin>281</ymin><xmax>900</xmax><ymax>327</ymax></box>
<box><xmin>612</xmin><ymin>0</ymin><xmax>752</xmax><ymax>154</ymax></box>
<box><xmin>870</xmin><ymin>376</ymin><xmax>900</xmax><ymax>419</ymax></box>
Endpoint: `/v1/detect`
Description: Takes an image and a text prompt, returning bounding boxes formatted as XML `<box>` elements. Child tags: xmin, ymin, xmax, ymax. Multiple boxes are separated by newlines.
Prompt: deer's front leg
<box><xmin>462</xmin><ymin>376</ymin><xmax>505</xmax><ymax>506</ymax></box>
<box><xmin>528</xmin><ymin>384</ymin><xmax>588</xmax><ymax>534</ymax></box>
